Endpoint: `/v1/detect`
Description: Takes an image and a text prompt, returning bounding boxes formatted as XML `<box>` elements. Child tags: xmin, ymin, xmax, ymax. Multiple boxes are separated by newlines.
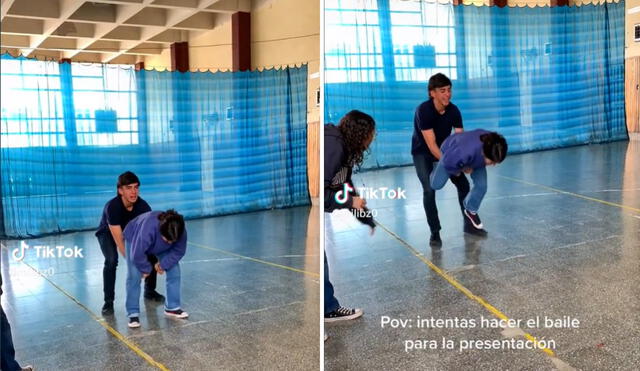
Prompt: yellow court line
<box><xmin>498</xmin><ymin>175</ymin><xmax>640</xmax><ymax>213</ymax></box>
<box><xmin>374</xmin><ymin>221</ymin><xmax>556</xmax><ymax>357</ymax></box>
<box><xmin>188</xmin><ymin>241</ymin><xmax>320</xmax><ymax>279</ymax></box>
<box><xmin>10</xmin><ymin>256</ymin><xmax>170</xmax><ymax>371</ymax></box>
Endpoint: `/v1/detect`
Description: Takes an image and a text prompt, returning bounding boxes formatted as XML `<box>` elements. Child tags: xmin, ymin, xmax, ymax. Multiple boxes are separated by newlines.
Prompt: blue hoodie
<box><xmin>440</xmin><ymin>129</ymin><xmax>490</xmax><ymax>175</ymax></box>
<box><xmin>123</xmin><ymin>211</ymin><xmax>187</xmax><ymax>274</ymax></box>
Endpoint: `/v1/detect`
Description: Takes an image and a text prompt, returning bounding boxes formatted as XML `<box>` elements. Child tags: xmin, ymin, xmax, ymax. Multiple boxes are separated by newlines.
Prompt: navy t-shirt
<box><xmin>411</xmin><ymin>98</ymin><xmax>463</xmax><ymax>159</ymax></box>
<box><xmin>96</xmin><ymin>196</ymin><xmax>151</xmax><ymax>237</ymax></box>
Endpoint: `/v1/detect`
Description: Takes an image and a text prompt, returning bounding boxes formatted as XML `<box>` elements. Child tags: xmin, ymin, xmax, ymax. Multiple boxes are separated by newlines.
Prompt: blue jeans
<box><xmin>97</xmin><ymin>233</ymin><xmax>158</xmax><ymax>304</ymax></box>
<box><xmin>125</xmin><ymin>244</ymin><xmax>182</xmax><ymax>317</ymax></box>
<box><xmin>430</xmin><ymin>162</ymin><xmax>487</xmax><ymax>213</ymax></box>
<box><xmin>413</xmin><ymin>154</ymin><xmax>470</xmax><ymax>233</ymax></box>
<box><xmin>1</xmin><ymin>306</ymin><xmax>22</xmax><ymax>371</ymax></box>
<box><xmin>324</xmin><ymin>252</ymin><xmax>340</xmax><ymax>313</ymax></box>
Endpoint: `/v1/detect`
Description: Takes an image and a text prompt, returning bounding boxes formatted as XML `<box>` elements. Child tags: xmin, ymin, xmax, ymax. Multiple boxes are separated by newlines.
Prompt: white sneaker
<box><xmin>165</xmin><ymin>309</ymin><xmax>189</xmax><ymax>319</ymax></box>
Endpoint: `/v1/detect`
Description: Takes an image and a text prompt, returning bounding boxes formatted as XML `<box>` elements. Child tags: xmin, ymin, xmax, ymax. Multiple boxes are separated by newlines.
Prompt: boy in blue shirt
<box><xmin>412</xmin><ymin>73</ymin><xmax>476</xmax><ymax>248</ymax></box>
<box><xmin>430</xmin><ymin>130</ymin><xmax>508</xmax><ymax>231</ymax></box>
<box><xmin>123</xmin><ymin>209</ymin><xmax>188</xmax><ymax>328</ymax></box>
<box><xmin>95</xmin><ymin>171</ymin><xmax>164</xmax><ymax>316</ymax></box>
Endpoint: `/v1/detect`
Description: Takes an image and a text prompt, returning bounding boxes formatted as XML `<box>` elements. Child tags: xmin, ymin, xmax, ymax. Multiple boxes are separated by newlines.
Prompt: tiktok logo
<box><xmin>12</xmin><ymin>241</ymin><xmax>28</xmax><ymax>261</ymax></box>
<box><xmin>11</xmin><ymin>241</ymin><xmax>84</xmax><ymax>261</ymax></box>
<box><xmin>335</xmin><ymin>183</ymin><xmax>354</xmax><ymax>204</ymax></box>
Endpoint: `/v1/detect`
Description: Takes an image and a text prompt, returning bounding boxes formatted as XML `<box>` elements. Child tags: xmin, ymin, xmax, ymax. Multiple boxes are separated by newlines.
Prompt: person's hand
<box><xmin>352</xmin><ymin>196</ymin><xmax>366</xmax><ymax>210</ymax></box>
<box><xmin>142</xmin><ymin>272</ymin><xmax>149</xmax><ymax>279</ymax></box>
<box><xmin>463</xmin><ymin>167</ymin><xmax>473</xmax><ymax>174</ymax></box>
<box><xmin>118</xmin><ymin>246</ymin><xmax>126</xmax><ymax>257</ymax></box>
<box><xmin>155</xmin><ymin>262</ymin><xmax>165</xmax><ymax>275</ymax></box>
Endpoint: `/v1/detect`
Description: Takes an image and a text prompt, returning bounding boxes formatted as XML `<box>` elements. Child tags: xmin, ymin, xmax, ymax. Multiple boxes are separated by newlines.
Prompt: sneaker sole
<box><xmin>165</xmin><ymin>312</ymin><xmax>189</xmax><ymax>319</ymax></box>
<box><xmin>324</xmin><ymin>310</ymin><xmax>363</xmax><ymax>323</ymax></box>
<box><xmin>464</xmin><ymin>210</ymin><xmax>483</xmax><ymax>229</ymax></box>
<box><xmin>128</xmin><ymin>322</ymin><xmax>141</xmax><ymax>328</ymax></box>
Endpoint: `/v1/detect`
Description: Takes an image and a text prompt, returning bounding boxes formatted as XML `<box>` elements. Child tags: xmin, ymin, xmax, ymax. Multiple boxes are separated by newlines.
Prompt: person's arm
<box><xmin>453</xmin><ymin>106</ymin><xmax>464</xmax><ymax>134</ymax></box>
<box><xmin>442</xmin><ymin>149</ymin><xmax>470</xmax><ymax>176</ymax></box>
<box><xmin>421</xmin><ymin>129</ymin><xmax>442</xmax><ymax>160</ymax></box>
<box><xmin>108</xmin><ymin>225</ymin><xmax>126</xmax><ymax>257</ymax></box>
<box><xmin>131</xmin><ymin>229</ymin><xmax>154</xmax><ymax>275</ymax></box>
<box><xmin>324</xmin><ymin>142</ymin><xmax>354</xmax><ymax>211</ymax></box>
<box><xmin>106</xmin><ymin>202</ymin><xmax>126</xmax><ymax>256</ymax></box>
<box><xmin>416</xmin><ymin>107</ymin><xmax>442</xmax><ymax>160</ymax></box>
<box><xmin>159</xmin><ymin>230</ymin><xmax>187</xmax><ymax>271</ymax></box>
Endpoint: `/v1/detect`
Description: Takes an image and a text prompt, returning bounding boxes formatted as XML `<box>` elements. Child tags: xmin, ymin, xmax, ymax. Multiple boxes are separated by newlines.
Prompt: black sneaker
<box><xmin>429</xmin><ymin>232</ymin><xmax>442</xmax><ymax>247</ymax></box>
<box><xmin>165</xmin><ymin>309</ymin><xmax>189</xmax><ymax>319</ymax></box>
<box><xmin>324</xmin><ymin>306</ymin><xmax>363</xmax><ymax>322</ymax></box>
<box><xmin>144</xmin><ymin>290</ymin><xmax>165</xmax><ymax>302</ymax></box>
<box><xmin>464</xmin><ymin>224</ymin><xmax>488</xmax><ymax>237</ymax></box>
<box><xmin>128</xmin><ymin>317</ymin><xmax>141</xmax><ymax>328</ymax></box>
<box><xmin>101</xmin><ymin>302</ymin><xmax>114</xmax><ymax>316</ymax></box>
<box><xmin>464</xmin><ymin>209</ymin><xmax>483</xmax><ymax>229</ymax></box>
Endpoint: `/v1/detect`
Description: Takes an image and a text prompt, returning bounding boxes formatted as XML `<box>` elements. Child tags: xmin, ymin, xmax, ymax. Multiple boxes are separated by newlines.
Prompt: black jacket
<box><xmin>324</xmin><ymin>124</ymin><xmax>375</xmax><ymax>229</ymax></box>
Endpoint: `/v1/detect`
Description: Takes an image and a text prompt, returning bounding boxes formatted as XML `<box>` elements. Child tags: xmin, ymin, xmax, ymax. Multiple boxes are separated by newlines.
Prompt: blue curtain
<box><xmin>0</xmin><ymin>55</ymin><xmax>309</xmax><ymax>238</ymax></box>
<box><xmin>324</xmin><ymin>1</ymin><xmax>626</xmax><ymax>169</ymax></box>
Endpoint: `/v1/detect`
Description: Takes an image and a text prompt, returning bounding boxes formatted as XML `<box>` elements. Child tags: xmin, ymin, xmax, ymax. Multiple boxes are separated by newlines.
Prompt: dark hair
<box><xmin>480</xmin><ymin>132</ymin><xmax>508</xmax><ymax>163</ymax></box>
<box><xmin>158</xmin><ymin>209</ymin><xmax>185</xmax><ymax>243</ymax></box>
<box><xmin>117</xmin><ymin>171</ymin><xmax>140</xmax><ymax>188</ymax></box>
<box><xmin>337</xmin><ymin>110</ymin><xmax>376</xmax><ymax>168</ymax></box>
<box><xmin>428</xmin><ymin>73</ymin><xmax>452</xmax><ymax>92</ymax></box>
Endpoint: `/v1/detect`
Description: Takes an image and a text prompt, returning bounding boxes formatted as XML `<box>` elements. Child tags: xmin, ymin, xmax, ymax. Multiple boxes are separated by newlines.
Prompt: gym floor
<box><xmin>1</xmin><ymin>206</ymin><xmax>319</xmax><ymax>370</ymax></box>
<box><xmin>324</xmin><ymin>139</ymin><xmax>639</xmax><ymax>370</ymax></box>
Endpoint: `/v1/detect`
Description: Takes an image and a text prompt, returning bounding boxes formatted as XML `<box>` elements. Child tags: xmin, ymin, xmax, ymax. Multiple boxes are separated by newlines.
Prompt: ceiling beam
<box><xmin>102</xmin><ymin>0</ymin><xmax>222</xmax><ymax>63</ymax></box>
<box><xmin>1</xmin><ymin>0</ymin><xmax>18</xmax><ymax>22</ymax></box>
<box><xmin>25</xmin><ymin>0</ymin><xmax>88</xmax><ymax>58</ymax></box>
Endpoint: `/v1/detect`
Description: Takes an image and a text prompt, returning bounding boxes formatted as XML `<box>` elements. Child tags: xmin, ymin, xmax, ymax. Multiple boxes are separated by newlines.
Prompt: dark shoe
<box><xmin>464</xmin><ymin>224</ymin><xmax>488</xmax><ymax>237</ymax></box>
<box><xmin>324</xmin><ymin>306</ymin><xmax>363</xmax><ymax>322</ymax></box>
<box><xmin>144</xmin><ymin>290</ymin><xmax>165</xmax><ymax>302</ymax></box>
<box><xmin>464</xmin><ymin>209</ymin><xmax>483</xmax><ymax>229</ymax></box>
<box><xmin>128</xmin><ymin>317</ymin><xmax>141</xmax><ymax>328</ymax></box>
<box><xmin>429</xmin><ymin>232</ymin><xmax>442</xmax><ymax>247</ymax></box>
<box><xmin>101</xmin><ymin>302</ymin><xmax>114</xmax><ymax>316</ymax></box>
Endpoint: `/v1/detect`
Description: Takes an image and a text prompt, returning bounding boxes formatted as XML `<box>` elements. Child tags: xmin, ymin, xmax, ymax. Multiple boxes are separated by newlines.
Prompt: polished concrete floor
<box><xmin>325</xmin><ymin>140</ymin><xmax>639</xmax><ymax>370</ymax></box>
<box><xmin>1</xmin><ymin>205</ymin><xmax>319</xmax><ymax>371</ymax></box>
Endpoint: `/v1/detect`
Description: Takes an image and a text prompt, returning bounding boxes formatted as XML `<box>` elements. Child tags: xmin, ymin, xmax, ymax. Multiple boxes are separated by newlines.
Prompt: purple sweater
<box><xmin>123</xmin><ymin>211</ymin><xmax>187</xmax><ymax>274</ymax></box>
<box><xmin>440</xmin><ymin>129</ymin><xmax>490</xmax><ymax>175</ymax></box>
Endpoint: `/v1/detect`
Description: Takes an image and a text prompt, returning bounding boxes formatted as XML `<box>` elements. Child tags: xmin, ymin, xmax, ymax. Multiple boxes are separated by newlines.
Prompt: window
<box><xmin>72</xmin><ymin>63</ymin><xmax>138</xmax><ymax>146</ymax></box>
<box><xmin>0</xmin><ymin>57</ymin><xmax>66</xmax><ymax>148</ymax></box>
<box><xmin>323</xmin><ymin>0</ymin><xmax>457</xmax><ymax>83</ymax></box>
<box><xmin>389</xmin><ymin>1</ymin><xmax>456</xmax><ymax>81</ymax></box>
<box><xmin>0</xmin><ymin>57</ymin><xmax>139</xmax><ymax>148</ymax></box>
<box><xmin>325</xmin><ymin>0</ymin><xmax>384</xmax><ymax>83</ymax></box>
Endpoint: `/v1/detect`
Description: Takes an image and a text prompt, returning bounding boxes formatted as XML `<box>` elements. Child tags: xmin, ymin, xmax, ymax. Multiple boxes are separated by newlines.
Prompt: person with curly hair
<box><xmin>411</xmin><ymin>73</ymin><xmax>485</xmax><ymax>248</ymax></box>
<box><xmin>430</xmin><ymin>130</ymin><xmax>508</xmax><ymax>230</ymax></box>
<box><xmin>123</xmin><ymin>209</ymin><xmax>189</xmax><ymax>328</ymax></box>
<box><xmin>324</xmin><ymin>110</ymin><xmax>376</xmax><ymax>324</ymax></box>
